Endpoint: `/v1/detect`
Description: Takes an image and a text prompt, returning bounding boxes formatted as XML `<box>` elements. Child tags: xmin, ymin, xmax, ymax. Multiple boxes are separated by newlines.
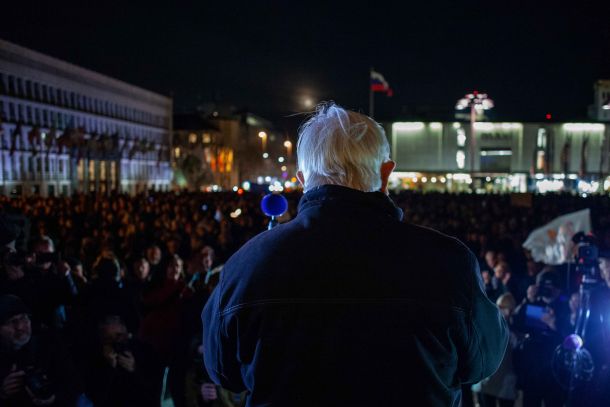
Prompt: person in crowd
<box><xmin>25</xmin><ymin>236</ymin><xmax>77</xmax><ymax>331</ymax></box>
<box><xmin>139</xmin><ymin>254</ymin><xmax>191</xmax><ymax>362</ymax></box>
<box><xmin>483</xmin><ymin>249</ymin><xmax>498</xmax><ymax>274</ymax></box>
<box><xmin>482</xmin><ymin>268</ymin><xmax>506</xmax><ymax>303</ymax></box>
<box><xmin>0</xmin><ymin>294</ymin><xmax>81</xmax><ymax>406</ymax></box>
<box><xmin>202</xmin><ymin>103</ymin><xmax>508</xmax><ymax>406</ymax></box>
<box><xmin>146</xmin><ymin>244</ymin><xmax>164</xmax><ymax>279</ymax></box>
<box><xmin>494</xmin><ymin>261</ymin><xmax>519</xmax><ymax>298</ymax></box>
<box><xmin>0</xmin><ymin>213</ymin><xmax>20</xmax><ymax>253</ymax></box>
<box><xmin>139</xmin><ymin>254</ymin><xmax>193</xmax><ymax>405</ymax></box>
<box><xmin>515</xmin><ymin>259</ymin><xmax>542</xmax><ymax>303</ymax></box>
<box><xmin>478</xmin><ymin>293</ymin><xmax>518</xmax><ymax>407</ymax></box>
<box><xmin>83</xmin><ymin>252</ymin><xmax>141</xmax><ymax>334</ymax></box>
<box><xmin>513</xmin><ymin>269</ymin><xmax>570</xmax><ymax>407</ymax></box>
<box><xmin>79</xmin><ymin>315</ymin><xmax>162</xmax><ymax>407</ymax></box>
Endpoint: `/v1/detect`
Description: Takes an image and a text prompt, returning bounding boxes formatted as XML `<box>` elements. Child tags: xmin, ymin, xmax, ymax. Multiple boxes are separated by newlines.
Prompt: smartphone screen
<box><xmin>525</xmin><ymin>304</ymin><xmax>550</xmax><ymax>330</ymax></box>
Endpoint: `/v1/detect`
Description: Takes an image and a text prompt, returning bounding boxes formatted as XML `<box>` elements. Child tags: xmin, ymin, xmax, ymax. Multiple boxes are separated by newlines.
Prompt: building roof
<box><xmin>0</xmin><ymin>38</ymin><xmax>172</xmax><ymax>108</ymax></box>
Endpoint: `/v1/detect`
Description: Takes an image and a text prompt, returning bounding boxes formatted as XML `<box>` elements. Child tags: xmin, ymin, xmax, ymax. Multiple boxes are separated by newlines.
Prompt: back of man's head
<box><xmin>297</xmin><ymin>102</ymin><xmax>390</xmax><ymax>192</ymax></box>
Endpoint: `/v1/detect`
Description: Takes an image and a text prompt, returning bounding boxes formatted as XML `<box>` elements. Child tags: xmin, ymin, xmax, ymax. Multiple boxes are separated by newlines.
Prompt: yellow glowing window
<box><xmin>89</xmin><ymin>160</ymin><xmax>95</xmax><ymax>181</ymax></box>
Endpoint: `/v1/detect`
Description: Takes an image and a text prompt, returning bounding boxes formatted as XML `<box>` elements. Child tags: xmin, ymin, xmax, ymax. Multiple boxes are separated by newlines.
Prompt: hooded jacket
<box><xmin>203</xmin><ymin>185</ymin><xmax>508</xmax><ymax>406</ymax></box>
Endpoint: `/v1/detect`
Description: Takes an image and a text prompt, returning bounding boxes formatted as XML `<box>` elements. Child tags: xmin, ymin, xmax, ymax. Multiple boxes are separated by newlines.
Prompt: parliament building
<box><xmin>0</xmin><ymin>39</ymin><xmax>173</xmax><ymax>196</ymax></box>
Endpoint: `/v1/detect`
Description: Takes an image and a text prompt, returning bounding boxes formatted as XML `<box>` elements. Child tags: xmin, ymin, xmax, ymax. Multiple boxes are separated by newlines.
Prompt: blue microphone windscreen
<box><xmin>261</xmin><ymin>194</ymin><xmax>288</xmax><ymax>217</ymax></box>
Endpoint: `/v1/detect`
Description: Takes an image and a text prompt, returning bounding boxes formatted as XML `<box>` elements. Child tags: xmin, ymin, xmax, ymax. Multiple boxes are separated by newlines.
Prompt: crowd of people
<box><xmin>1</xmin><ymin>190</ymin><xmax>610</xmax><ymax>406</ymax></box>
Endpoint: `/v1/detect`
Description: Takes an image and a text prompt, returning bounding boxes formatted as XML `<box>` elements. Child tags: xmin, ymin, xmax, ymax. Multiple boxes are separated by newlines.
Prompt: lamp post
<box><xmin>258</xmin><ymin>131</ymin><xmax>267</xmax><ymax>153</ymax></box>
<box><xmin>283</xmin><ymin>140</ymin><xmax>292</xmax><ymax>157</ymax></box>
<box><xmin>455</xmin><ymin>91</ymin><xmax>494</xmax><ymax>177</ymax></box>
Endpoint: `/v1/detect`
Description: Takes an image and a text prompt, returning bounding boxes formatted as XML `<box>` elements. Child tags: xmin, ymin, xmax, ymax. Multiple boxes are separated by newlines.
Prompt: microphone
<box><xmin>261</xmin><ymin>193</ymin><xmax>288</xmax><ymax>230</ymax></box>
<box><xmin>552</xmin><ymin>334</ymin><xmax>594</xmax><ymax>390</ymax></box>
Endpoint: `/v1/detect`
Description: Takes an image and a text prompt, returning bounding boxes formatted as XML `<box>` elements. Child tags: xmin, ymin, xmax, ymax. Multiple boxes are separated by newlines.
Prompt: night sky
<box><xmin>2</xmin><ymin>1</ymin><xmax>610</xmax><ymax>129</ymax></box>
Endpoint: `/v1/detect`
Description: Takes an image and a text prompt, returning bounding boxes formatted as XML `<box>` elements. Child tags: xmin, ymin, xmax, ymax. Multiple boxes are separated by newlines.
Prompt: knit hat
<box><xmin>0</xmin><ymin>295</ymin><xmax>29</xmax><ymax>325</ymax></box>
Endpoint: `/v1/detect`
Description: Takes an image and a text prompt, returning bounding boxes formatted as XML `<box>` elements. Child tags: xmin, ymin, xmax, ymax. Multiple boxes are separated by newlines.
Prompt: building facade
<box><xmin>173</xmin><ymin>108</ymin><xmax>296</xmax><ymax>192</ymax></box>
<box><xmin>388</xmin><ymin>121</ymin><xmax>610</xmax><ymax>193</ymax></box>
<box><xmin>589</xmin><ymin>80</ymin><xmax>610</xmax><ymax>122</ymax></box>
<box><xmin>173</xmin><ymin>113</ymin><xmax>237</xmax><ymax>190</ymax></box>
<box><xmin>0</xmin><ymin>39</ymin><xmax>172</xmax><ymax>196</ymax></box>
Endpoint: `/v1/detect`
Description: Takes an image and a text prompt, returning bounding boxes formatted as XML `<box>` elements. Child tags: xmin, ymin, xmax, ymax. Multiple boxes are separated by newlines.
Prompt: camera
<box><xmin>572</xmin><ymin>232</ymin><xmax>599</xmax><ymax>281</ymax></box>
<box><xmin>112</xmin><ymin>341</ymin><xmax>130</xmax><ymax>355</ymax></box>
<box><xmin>24</xmin><ymin>367</ymin><xmax>54</xmax><ymax>400</ymax></box>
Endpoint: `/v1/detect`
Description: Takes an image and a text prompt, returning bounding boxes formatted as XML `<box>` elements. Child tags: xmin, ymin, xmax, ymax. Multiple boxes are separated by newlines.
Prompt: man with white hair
<box><xmin>202</xmin><ymin>103</ymin><xmax>507</xmax><ymax>406</ymax></box>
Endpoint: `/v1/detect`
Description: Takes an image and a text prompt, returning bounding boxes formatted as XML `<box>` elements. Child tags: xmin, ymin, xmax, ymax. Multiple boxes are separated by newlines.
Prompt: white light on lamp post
<box><xmin>258</xmin><ymin>131</ymin><xmax>267</xmax><ymax>152</ymax></box>
<box><xmin>455</xmin><ymin>91</ymin><xmax>494</xmax><ymax>175</ymax></box>
<box><xmin>283</xmin><ymin>140</ymin><xmax>292</xmax><ymax>156</ymax></box>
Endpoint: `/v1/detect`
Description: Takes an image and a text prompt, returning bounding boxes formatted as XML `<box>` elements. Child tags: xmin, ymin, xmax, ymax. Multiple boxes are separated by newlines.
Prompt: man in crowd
<box><xmin>203</xmin><ymin>103</ymin><xmax>508</xmax><ymax>406</ymax></box>
<box><xmin>0</xmin><ymin>294</ymin><xmax>80</xmax><ymax>406</ymax></box>
<box><xmin>514</xmin><ymin>269</ymin><xmax>570</xmax><ymax>406</ymax></box>
<box><xmin>78</xmin><ymin>315</ymin><xmax>162</xmax><ymax>407</ymax></box>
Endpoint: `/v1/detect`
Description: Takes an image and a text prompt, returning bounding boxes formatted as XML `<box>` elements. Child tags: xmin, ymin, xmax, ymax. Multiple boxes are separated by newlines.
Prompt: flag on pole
<box><xmin>27</xmin><ymin>126</ymin><xmax>41</xmax><ymax>157</ymax></box>
<box><xmin>522</xmin><ymin>209</ymin><xmax>591</xmax><ymax>265</ymax></box>
<box><xmin>10</xmin><ymin>123</ymin><xmax>22</xmax><ymax>156</ymax></box>
<box><xmin>370</xmin><ymin>70</ymin><xmax>393</xmax><ymax>96</ymax></box>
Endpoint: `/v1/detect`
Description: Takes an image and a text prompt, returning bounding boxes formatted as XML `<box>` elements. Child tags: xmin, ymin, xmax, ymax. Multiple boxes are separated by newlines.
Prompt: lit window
<box><xmin>189</xmin><ymin>133</ymin><xmax>197</xmax><ymax>143</ymax></box>
<box><xmin>537</xmin><ymin>151</ymin><xmax>545</xmax><ymax>170</ymax></box>
<box><xmin>457</xmin><ymin>129</ymin><xmax>466</xmax><ymax>147</ymax></box>
<box><xmin>456</xmin><ymin>150</ymin><xmax>466</xmax><ymax>169</ymax></box>
<box><xmin>537</xmin><ymin>129</ymin><xmax>547</xmax><ymax>149</ymax></box>
<box><xmin>202</xmin><ymin>133</ymin><xmax>211</xmax><ymax>143</ymax></box>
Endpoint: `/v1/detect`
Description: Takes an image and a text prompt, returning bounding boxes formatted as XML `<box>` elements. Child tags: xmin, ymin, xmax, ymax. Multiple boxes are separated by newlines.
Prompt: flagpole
<box><xmin>369</xmin><ymin>67</ymin><xmax>374</xmax><ymax>119</ymax></box>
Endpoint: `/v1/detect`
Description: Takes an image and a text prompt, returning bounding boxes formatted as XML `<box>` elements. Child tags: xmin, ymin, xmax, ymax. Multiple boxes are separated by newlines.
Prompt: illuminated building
<box><xmin>389</xmin><ymin>121</ymin><xmax>609</xmax><ymax>193</ymax></box>
<box><xmin>174</xmin><ymin>107</ymin><xmax>291</xmax><ymax>191</ymax></box>
<box><xmin>0</xmin><ymin>38</ymin><xmax>172</xmax><ymax>196</ymax></box>
<box><xmin>588</xmin><ymin>80</ymin><xmax>610</xmax><ymax>122</ymax></box>
<box><xmin>173</xmin><ymin>113</ymin><xmax>237</xmax><ymax>190</ymax></box>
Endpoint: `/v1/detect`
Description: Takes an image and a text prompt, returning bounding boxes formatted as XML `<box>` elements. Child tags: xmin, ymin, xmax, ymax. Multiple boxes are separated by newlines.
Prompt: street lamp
<box><xmin>283</xmin><ymin>140</ymin><xmax>292</xmax><ymax>157</ymax></box>
<box><xmin>258</xmin><ymin>131</ymin><xmax>267</xmax><ymax>152</ymax></box>
<box><xmin>455</xmin><ymin>91</ymin><xmax>494</xmax><ymax>175</ymax></box>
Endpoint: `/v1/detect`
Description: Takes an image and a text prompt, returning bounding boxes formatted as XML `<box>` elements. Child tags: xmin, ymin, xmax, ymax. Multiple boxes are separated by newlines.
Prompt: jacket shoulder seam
<box><xmin>218</xmin><ymin>298</ymin><xmax>467</xmax><ymax>317</ymax></box>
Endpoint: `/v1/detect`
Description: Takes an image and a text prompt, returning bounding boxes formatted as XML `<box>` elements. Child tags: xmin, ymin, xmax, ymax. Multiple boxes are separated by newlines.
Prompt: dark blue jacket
<box><xmin>203</xmin><ymin>185</ymin><xmax>508</xmax><ymax>406</ymax></box>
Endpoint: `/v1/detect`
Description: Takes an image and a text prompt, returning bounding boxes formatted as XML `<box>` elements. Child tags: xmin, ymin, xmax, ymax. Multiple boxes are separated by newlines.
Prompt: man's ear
<box><xmin>380</xmin><ymin>160</ymin><xmax>396</xmax><ymax>194</ymax></box>
<box><xmin>296</xmin><ymin>170</ymin><xmax>305</xmax><ymax>187</ymax></box>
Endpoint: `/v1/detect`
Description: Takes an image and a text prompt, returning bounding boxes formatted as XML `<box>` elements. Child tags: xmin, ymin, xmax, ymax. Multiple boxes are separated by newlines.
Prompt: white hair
<box><xmin>297</xmin><ymin>102</ymin><xmax>390</xmax><ymax>192</ymax></box>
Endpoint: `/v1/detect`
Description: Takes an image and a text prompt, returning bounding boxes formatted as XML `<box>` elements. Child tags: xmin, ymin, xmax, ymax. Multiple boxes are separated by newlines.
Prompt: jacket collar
<box><xmin>297</xmin><ymin>184</ymin><xmax>403</xmax><ymax>222</ymax></box>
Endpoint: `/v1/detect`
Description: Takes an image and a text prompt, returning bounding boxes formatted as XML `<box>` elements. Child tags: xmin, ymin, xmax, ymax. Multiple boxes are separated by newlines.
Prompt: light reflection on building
<box><xmin>0</xmin><ymin>39</ymin><xmax>172</xmax><ymax>196</ymax></box>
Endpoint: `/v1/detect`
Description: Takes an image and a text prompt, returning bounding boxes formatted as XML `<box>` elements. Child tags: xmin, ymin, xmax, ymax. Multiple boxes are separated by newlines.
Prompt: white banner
<box><xmin>522</xmin><ymin>208</ymin><xmax>591</xmax><ymax>265</ymax></box>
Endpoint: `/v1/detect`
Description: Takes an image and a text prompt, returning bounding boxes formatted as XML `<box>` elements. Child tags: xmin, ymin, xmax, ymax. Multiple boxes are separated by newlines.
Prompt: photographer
<box><xmin>0</xmin><ymin>294</ymin><xmax>80</xmax><ymax>406</ymax></box>
<box><xmin>514</xmin><ymin>270</ymin><xmax>570</xmax><ymax>406</ymax></box>
<box><xmin>79</xmin><ymin>315</ymin><xmax>162</xmax><ymax>407</ymax></box>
